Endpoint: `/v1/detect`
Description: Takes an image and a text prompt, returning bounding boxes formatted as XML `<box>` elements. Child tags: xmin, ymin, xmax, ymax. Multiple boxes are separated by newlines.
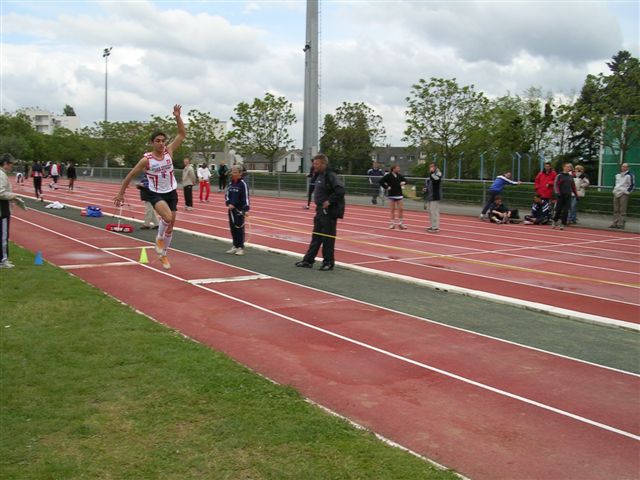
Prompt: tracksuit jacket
<box><xmin>379</xmin><ymin>172</ymin><xmax>407</xmax><ymax>197</ymax></box>
<box><xmin>225</xmin><ymin>178</ymin><xmax>250</xmax><ymax>213</ymax></box>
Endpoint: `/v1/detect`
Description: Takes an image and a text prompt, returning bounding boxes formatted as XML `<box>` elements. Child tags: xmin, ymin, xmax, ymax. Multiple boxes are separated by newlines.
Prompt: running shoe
<box><xmin>389</xmin><ymin>223</ymin><xmax>396</xmax><ymax>229</ymax></box>
<box><xmin>226</xmin><ymin>247</ymin><xmax>238</xmax><ymax>254</ymax></box>
<box><xmin>0</xmin><ymin>260</ymin><xmax>15</xmax><ymax>269</ymax></box>
<box><xmin>398</xmin><ymin>223</ymin><xmax>408</xmax><ymax>230</ymax></box>
<box><xmin>159</xmin><ymin>255</ymin><xmax>171</xmax><ymax>270</ymax></box>
<box><xmin>234</xmin><ymin>248</ymin><xmax>245</xmax><ymax>256</ymax></box>
<box><xmin>155</xmin><ymin>237</ymin><xmax>165</xmax><ymax>255</ymax></box>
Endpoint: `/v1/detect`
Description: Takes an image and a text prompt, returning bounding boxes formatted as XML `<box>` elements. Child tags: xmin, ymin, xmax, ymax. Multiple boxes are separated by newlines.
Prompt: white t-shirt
<box><xmin>144</xmin><ymin>150</ymin><xmax>177</xmax><ymax>193</ymax></box>
<box><xmin>197</xmin><ymin>166</ymin><xmax>211</xmax><ymax>182</ymax></box>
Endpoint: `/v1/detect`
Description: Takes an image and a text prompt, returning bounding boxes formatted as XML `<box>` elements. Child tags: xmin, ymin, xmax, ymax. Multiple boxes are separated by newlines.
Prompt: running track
<box><xmin>17</xmin><ymin>180</ymin><xmax>640</xmax><ymax>327</ymax></box>
<box><xmin>10</xmin><ymin>207</ymin><xmax>640</xmax><ymax>479</ymax></box>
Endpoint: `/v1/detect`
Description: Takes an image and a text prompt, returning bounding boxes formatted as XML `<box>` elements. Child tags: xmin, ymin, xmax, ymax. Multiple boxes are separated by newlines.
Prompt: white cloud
<box><xmin>0</xmin><ymin>0</ymin><xmax>636</xmax><ymax>150</ymax></box>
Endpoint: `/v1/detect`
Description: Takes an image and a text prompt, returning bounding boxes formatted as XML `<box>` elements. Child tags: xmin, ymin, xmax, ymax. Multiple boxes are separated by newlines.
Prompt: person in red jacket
<box><xmin>534</xmin><ymin>162</ymin><xmax>557</xmax><ymax>201</ymax></box>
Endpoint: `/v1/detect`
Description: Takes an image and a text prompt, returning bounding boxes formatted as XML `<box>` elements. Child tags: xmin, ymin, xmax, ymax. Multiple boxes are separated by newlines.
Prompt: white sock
<box><xmin>158</xmin><ymin>218</ymin><xmax>170</xmax><ymax>238</ymax></box>
<box><xmin>162</xmin><ymin>233</ymin><xmax>173</xmax><ymax>255</ymax></box>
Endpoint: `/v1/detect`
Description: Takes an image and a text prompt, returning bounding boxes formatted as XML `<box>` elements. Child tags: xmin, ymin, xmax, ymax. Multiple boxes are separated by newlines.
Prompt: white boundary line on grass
<box><xmin>15</xmin><ymin>214</ymin><xmax>640</xmax><ymax>442</ymax></box>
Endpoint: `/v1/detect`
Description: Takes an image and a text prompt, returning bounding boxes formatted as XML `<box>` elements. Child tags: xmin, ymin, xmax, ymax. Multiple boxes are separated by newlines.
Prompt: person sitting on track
<box><xmin>488</xmin><ymin>196</ymin><xmax>512</xmax><ymax>224</ymax></box>
<box><xmin>524</xmin><ymin>194</ymin><xmax>551</xmax><ymax>225</ymax></box>
<box><xmin>113</xmin><ymin>104</ymin><xmax>186</xmax><ymax>270</ymax></box>
<box><xmin>225</xmin><ymin>165</ymin><xmax>250</xmax><ymax>256</ymax></box>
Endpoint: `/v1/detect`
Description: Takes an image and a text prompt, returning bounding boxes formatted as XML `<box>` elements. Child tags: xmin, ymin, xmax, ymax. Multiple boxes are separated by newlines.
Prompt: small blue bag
<box><xmin>86</xmin><ymin>205</ymin><xmax>102</xmax><ymax>217</ymax></box>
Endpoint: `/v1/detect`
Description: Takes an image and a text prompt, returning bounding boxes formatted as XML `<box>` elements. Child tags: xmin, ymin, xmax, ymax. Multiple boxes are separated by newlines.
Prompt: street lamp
<box><xmin>102</xmin><ymin>47</ymin><xmax>112</xmax><ymax>124</ymax></box>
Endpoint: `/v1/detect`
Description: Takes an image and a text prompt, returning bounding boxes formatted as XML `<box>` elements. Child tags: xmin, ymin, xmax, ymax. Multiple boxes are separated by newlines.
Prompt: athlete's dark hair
<box><xmin>150</xmin><ymin>131</ymin><xmax>166</xmax><ymax>142</ymax></box>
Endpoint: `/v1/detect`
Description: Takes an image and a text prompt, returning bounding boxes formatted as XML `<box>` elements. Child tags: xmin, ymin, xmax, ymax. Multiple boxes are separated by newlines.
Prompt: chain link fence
<box><xmin>78</xmin><ymin>168</ymin><xmax>638</xmax><ymax>218</ymax></box>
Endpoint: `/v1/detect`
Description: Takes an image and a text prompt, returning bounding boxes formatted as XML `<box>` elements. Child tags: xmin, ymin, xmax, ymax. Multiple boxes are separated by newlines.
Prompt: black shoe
<box><xmin>319</xmin><ymin>264</ymin><xmax>334</xmax><ymax>271</ymax></box>
<box><xmin>295</xmin><ymin>261</ymin><xmax>313</xmax><ymax>268</ymax></box>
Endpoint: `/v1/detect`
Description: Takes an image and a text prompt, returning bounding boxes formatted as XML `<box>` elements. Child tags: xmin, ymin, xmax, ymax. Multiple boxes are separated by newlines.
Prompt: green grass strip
<box><xmin>0</xmin><ymin>245</ymin><xmax>457</xmax><ymax>479</ymax></box>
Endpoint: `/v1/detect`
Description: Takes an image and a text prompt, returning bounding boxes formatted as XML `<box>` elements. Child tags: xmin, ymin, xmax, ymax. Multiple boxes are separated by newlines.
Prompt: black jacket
<box><xmin>379</xmin><ymin>172</ymin><xmax>407</xmax><ymax>197</ymax></box>
<box><xmin>324</xmin><ymin>169</ymin><xmax>345</xmax><ymax>219</ymax></box>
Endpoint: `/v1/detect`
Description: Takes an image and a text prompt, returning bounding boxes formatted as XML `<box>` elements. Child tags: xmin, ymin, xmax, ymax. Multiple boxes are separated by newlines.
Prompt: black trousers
<box><xmin>307</xmin><ymin>184</ymin><xmax>315</xmax><ymax>206</ymax></box>
<box><xmin>303</xmin><ymin>207</ymin><xmax>337</xmax><ymax>266</ymax></box>
<box><xmin>228</xmin><ymin>210</ymin><xmax>245</xmax><ymax>248</ymax></box>
<box><xmin>183</xmin><ymin>186</ymin><xmax>193</xmax><ymax>208</ymax></box>
<box><xmin>554</xmin><ymin>195</ymin><xmax>571</xmax><ymax>225</ymax></box>
<box><xmin>0</xmin><ymin>216</ymin><xmax>9</xmax><ymax>263</ymax></box>
<box><xmin>34</xmin><ymin>177</ymin><xmax>42</xmax><ymax>198</ymax></box>
<box><xmin>219</xmin><ymin>175</ymin><xmax>227</xmax><ymax>191</ymax></box>
<box><xmin>482</xmin><ymin>190</ymin><xmax>500</xmax><ymax>214</ymax></box>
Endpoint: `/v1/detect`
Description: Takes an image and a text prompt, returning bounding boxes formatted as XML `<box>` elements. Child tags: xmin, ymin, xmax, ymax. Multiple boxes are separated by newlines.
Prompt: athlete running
<box><xmin>113</xmin><ymin>104</ymin><xmax>186</xmax><ymax>269</ymax></box>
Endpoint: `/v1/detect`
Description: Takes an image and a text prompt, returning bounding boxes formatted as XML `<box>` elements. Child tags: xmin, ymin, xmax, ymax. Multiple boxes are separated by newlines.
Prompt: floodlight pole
<box><xmin>302</xmin><ymin>0</ymin><xmax>318</xmax><ymax>174</ymax></box>
<box><xmin>103</xmin><ymin>47</ymin><xmax>112</xmax><ymax>168</ymax></box>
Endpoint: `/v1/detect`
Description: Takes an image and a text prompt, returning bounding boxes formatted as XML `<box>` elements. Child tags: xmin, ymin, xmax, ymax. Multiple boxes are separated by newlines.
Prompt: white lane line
<box><xmin>16</xmin><ymin>214</ymin><xmax>640</xmax><ymax>440</ymax></box>
<box><xmin>189</xmin><ymin>279</ymin><xmax>640</xmax><ymax>442</ymax></box>
<box><xmin>60</xmin><ymin>261</ymin><xmax>137</xmax><ymax>270</ymax></box>
<box><xmin>189</xmin><ymin>274</ymin><xmax>271</xmax><ymax>285</ymax></box>
<box><xmin>18</xmin><ymin>212</ymin><xmax>640</xmax><ymax>373</ymax></box>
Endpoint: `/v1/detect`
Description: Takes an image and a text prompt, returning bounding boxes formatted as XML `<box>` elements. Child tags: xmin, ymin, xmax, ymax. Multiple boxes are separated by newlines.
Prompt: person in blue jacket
<box><xmin>225</xmin><ymin>165</ymin><xmax>250</xmax><ymax>255</ymax></box>
<box><xmin>480</xmin><ymin>171</ymin><xmax>520</xmax><ymax>219</ymax></box>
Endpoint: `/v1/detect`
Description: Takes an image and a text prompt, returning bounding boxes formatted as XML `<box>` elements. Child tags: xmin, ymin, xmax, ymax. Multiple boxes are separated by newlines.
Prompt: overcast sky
<box><xmin>1</xmin><ymin>0</ymin><xmax>638</xmax><ymax>146</ymax></box>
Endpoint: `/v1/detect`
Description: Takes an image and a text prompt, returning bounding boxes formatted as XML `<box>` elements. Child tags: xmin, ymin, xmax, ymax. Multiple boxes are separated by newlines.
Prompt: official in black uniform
<box><xmin>295</xmin><ymin>154</ymin><xmax>345</xmax><ymax>271</ymax></box>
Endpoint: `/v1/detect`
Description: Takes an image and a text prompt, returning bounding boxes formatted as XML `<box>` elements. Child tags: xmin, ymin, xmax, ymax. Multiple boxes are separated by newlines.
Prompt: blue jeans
<box><xmin>569</xmin><ymin>196</ymin><xmax>578</xmax><ymax>222</ymax></box>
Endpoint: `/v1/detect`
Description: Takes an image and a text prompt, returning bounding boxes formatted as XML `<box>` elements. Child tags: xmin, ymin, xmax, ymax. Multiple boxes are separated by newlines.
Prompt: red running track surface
<box><xmin>17</xmin><ymin>180</ymin><xmax>640</xmax><ymax>325</ymax></box>
<box><xmin>10</xmin><ymin>209</ymin><xmax>640</xmax><ymax>479</ymax></box>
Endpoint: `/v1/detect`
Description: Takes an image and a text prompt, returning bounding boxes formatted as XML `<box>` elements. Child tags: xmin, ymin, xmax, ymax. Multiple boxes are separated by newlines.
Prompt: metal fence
<box><xmin>78</xmin><ymin>168</ymin><xmax>638</xmax><ymax>218</ymax></box>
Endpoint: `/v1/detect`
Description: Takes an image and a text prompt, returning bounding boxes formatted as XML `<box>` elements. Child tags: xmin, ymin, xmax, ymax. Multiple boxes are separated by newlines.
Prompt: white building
<box><xmin>274</xmin><ymin>149</ymin><xmax>303</xmax><ymax>172</ymax></box>
<box><xmin>20</xmin><ymin>108</ymin><xmax>81</xmax><ymax>134</ymax></box>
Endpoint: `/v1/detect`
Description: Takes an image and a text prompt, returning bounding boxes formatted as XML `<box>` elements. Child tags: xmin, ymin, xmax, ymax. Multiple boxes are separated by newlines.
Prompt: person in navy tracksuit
<box><xmin>225</xmin><ymin>165</ymin><xmax>250</xmax><ymax>255</ymax></box>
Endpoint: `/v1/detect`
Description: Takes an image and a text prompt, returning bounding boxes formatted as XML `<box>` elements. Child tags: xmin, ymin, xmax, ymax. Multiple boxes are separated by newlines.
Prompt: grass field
<box><xmin>0</xmin><ymin>245</ymin><xmax>458</xmax><ymax>479</ymax></box>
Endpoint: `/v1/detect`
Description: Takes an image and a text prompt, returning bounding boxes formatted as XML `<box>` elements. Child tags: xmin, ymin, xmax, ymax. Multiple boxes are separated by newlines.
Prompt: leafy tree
<box><xmin>569</xmin><ymin>51</ymin><xmax>640</xmax><ymax>164</ymax></box>
<box><xmin>320</xmin><ymin>102</ymin><xmax>386</xmax><ymax>174</ymax></box>
<box><xmin>521</xmin><ymin>87</ymin><xmax>554</xmax><ymax>160</ymax></box>
<box><xmin>463</xmin><ymin>95</ymin><xmax>526</xmax><ymax>178</ymax></box>
<box><xmin>228</xmin><ymin>93</ymin><xmax>296</xmax><ymax>172</ymax></box>
<box><xmin>63</xmin><ymin>105</ymin><xmax>76</xmax><ymax>116</ymax></box>
<box><xmin>186</xmin><ymin>109</ymin><xmax>224</xmax><ymax>164</ymax></box>
<box><xmin>0</xmin><ymin>113</ymin><xmax>39</xmax><ymax>163</ymax></box>
<box><xmin>404</xmin><ymin>78</ymin><xmax>487</xmax><ymax>176</ymax></box>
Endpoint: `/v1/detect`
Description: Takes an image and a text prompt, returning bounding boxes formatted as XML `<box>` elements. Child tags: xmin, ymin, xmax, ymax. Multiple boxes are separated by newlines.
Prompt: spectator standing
<box><xmin>295</xmin><ymin>153</ymin><xmax>345</xmax><ymax>271</ymax></box>
<box><xmin>552</xmin><ymin>162</ymin><xmax>577</xmax><ymax>230</ymax></box>
<box><xmin>217</xmin><ymin>161</ymin><xmax>229</xmax><ymax>191</ymax></box>
<box><xmin>534</xmin><ymin>162</ymin><xmax>557</xmax><ymax>202</ymax></box>
<box><xmin>480</xmin><ymin>171</ymin><xmax>520</xmax><ymax>219</ymax></box>
<box><xmin>197</xmin><ymin>163</ymin><xmax>211</xmax><ymax>203</ymax></box>
<box><xmin>31</xmin><ymin>160</ymin><xmax>44</xmax><ymax>200</ymax></box>
<box><xmin>524</xmin><ymin>195</ymin><xmax>551</xmax><ymax>225</ymax></box>
<box><xmin>49</xmin><ymin>161</ymin><xmax>60</xmax><ymax>189</ymax></box>
<box><xmin>0</xmin><ymin>155</ymin><xmax>26</xmax><ymax>268</ymax></box>
<box><xmin>569</xmin><ymin>164</ymin><xmax>589</xmax><ymax>224</ymax></box>
<box><xmin>182</xmin><ymin>157</ymin><xmax>196</xmax><ymax>211</ymax></box>
<box><xmin>367</xmin><ymin>161</ymin><xmax>384</xmax><ymax>205</ymax></box>
<box><xmin>66</xmin><ymin>161</ymin><xmax>77</xmax><ymax>191</ymax></box>
<box><xmin>379</xmin><ymin>164</ymin><xmax>408</xmax><ymax>229</ymax></box>
<box><xmin>610</xmin><ymin>163</ymin><xmax>635</xmax><ymax>229</ymax></box>
<box><xmin>225</xmin><ymin>165</ymin><xmax>250</xmax><ymax>255</ymax></box>
<box><xmin>423</xmin><ymin>162</ymin><xmax>443</xmax><ymax>232</ymax></box>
